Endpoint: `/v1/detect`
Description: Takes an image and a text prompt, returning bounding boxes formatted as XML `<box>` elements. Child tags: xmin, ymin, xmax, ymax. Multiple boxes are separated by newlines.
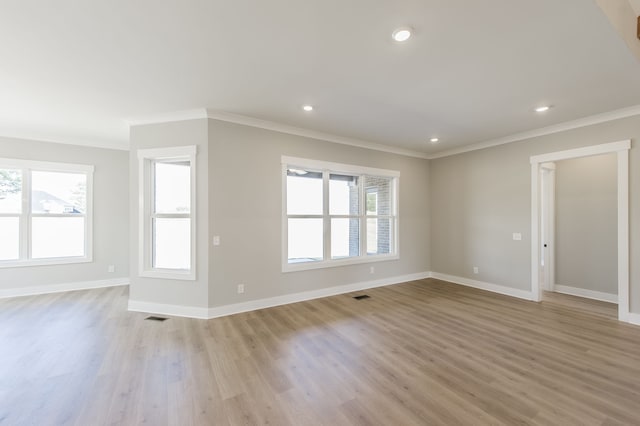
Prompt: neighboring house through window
<box><xmin>282</xmin><ymin>156</ymin><xmax>399</xmax><ymax>272</ymax></box>
<box><xmin>0</xmin><ymin>158</ymin><xmax>93</xmax><ymax>267</ymax></box>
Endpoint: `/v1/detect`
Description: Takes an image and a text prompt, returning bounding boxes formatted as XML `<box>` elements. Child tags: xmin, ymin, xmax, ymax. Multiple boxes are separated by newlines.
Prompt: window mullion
<box><xmin>359</xmin><ymin>174</ymin><xmax>365</xmax><ymax>257</ymax></box>
<box><xmin>22</xmin><ymin>168</ymin><xmax>31</xmax><ymax>260</ymax></box>
<box><xmin>323</xmin><ymin>171</ymin><xmax>330</xmax><ymax>261</ymax></box>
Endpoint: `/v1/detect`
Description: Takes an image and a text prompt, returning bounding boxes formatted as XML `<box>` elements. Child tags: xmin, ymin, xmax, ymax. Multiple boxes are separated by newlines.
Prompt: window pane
<box><xmin>154</xmin><ymin>161</ymin><xmax>190</xmax><ymax>214</ymax></box>
<box><xmin>288</xmin><ymin>218</ymin><xmax>323</xmax><ymax>263</ymax></box>
<box><xmin>32</xmin><ymin>217</ymin><xmax>85</xmax><ymax>258</ymax></box>
<box><xmin>0</xmin><ymin>169</ymin><xmax>22</xmax><ymax>214</ymax></box>
<box><xmin>153</xmin><ymin>218</ymin><xmax>191</xmax><ymax>270</ymax></box>
<box><xmin>365</xmin><ymin>176</ymin><xmax>393</xmax><ymax>216</ymax></box>
<box><xmin>331</xmin><ymin>218</ymin><xmax>359</xmax><ymax>259</ymax></box>
<box><xmin>286</xmin><ymin>170</ymin><xmax>322</xmax><ymax>215</ymax></box>
<box><xmin>0</xmin><ymin>217</ymin><xmax>19</xmax><ymax>260</ymax></box>
<box><xmin>32</xmin><ymin>171</ymin><xmax>86</xmax><ymax>214</ymax></box>
<box><xmin>367</xmin><ymin>218</ymin><xmax>392</xmax><ymax>255</ymax></box>
<box><xmin>329</xmin><ymin>174</ymin><xmax>358</xmax><ymax>215</ymax></box>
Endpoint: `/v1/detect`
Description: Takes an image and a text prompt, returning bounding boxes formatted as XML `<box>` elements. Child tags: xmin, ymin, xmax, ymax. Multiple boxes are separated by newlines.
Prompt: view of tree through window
<box><xmin>0</xmin><ymin>162</ymin><xmax>92</xmax><ymax>265</ymax></box>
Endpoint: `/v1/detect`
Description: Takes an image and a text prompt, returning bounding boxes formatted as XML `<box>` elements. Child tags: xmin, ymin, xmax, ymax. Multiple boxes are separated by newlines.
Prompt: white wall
<box><xmin>0</xmin><ymin>136</ymin><xmax>129</xmax><ymax>294</ymax></box>
<box><xmin>555</xmin><ymin>154</ymin><xmax>617</xmax><ymax>295</ymax></box>
<box><xmin>430</xmin><ymin>114</ymin><xmax>640</xmax><ymax>311</ymax></box>
<box><xmin>129</xmin><ymin>119</ymin><xmax>209</xmax><ymax>309</ymax></box>
<box><xmin>207</xmin><ymin>119</ymin><xmax>430</xmax><ymax>308</ymax></box>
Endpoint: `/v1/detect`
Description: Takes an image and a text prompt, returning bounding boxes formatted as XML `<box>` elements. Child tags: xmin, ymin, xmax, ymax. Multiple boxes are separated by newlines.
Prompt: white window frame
<box><xmin>282</xmin><ymin>156</ymin><xmax>399</xmax><ymax>272</ymax></box>
<box><xmin>0</xmin><ymin>158</ymin><xmax>94</xmax><ymax>268</ymax></box>
<box><xmin>138</xmin><ymin>146</ymin><xmax>197</xmax><ymax>280</ymax></box>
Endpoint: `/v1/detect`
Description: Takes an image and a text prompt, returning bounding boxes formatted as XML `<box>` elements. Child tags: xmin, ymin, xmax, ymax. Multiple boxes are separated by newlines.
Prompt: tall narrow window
<box><xmin>0</xmin><ymin>159</ymin><xmax>93</xmax><ymax>267</ymax></box>
<box><xmin>138</xmin><ymin>146</ymin><xmax>196</xmax><ymax>280</ymax></box>
<box><xmin>283</xmin><ymin>156</ymin><xmax>399</xmax><ymax>272</ymax></box>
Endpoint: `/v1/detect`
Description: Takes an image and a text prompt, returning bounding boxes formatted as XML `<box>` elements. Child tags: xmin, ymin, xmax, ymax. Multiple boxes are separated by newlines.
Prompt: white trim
<box><xmin>0</xmin><ymin>158</ymin><xmax>94</xmax><ymax>267</ymax></box>
<box><xmin>126</xmin><ymin>108</ymin><xmax>430</xmax><ymax>159</ymax></box>
<box><xmin>206</xmin><ymin>109</ymin><xmax>430</xmax><ymax>159</ymax></box>
<box><xmin>0</xmin><ymin>278</ymin><xmax>128</xmax><ymax>299</ymax></box>
<box><xmin>531</xmin><ymin>162</ymin><xmax>541</xmax><ymax>301</ymax></box>
<box><xmin>282</xmin><ymin>156</ymin><xmax>401</xmax><ymax>178</ymax></box>
<box><xmin>0</xmin><ymin>257</ymin><xmax>92</xmax><ymax>269</ymax></box>
<box><xmin>540</xmin><ymin>164</ymin><xmax>555</xmax><ymax>291</ymax></box>
<box><xmin>429</xmin><ymin>105</ymin><xmax>640</xmax><ymax>159</ymax></box>
<box><xmin>0</xmin><ymin>131</ymin><xmax>129</xmax><ymax>151</ymax></box>
<box><xmin>284</xmin><ymin>254</ymin><xmax>400</xmax><ymax>273</ymax></box>
<box><xmin>530</xmin><ymin>140</ymin><xmax>631</xmax><ymax>164</ymax></box>
<box><xmin>553</xmin><ymin>285</ymin><xmax>617</xmax><ymax>304</ymax></box>
<box><xmin>123</xmin><ymin>104</ymin><xmax>640</xmax><ymax>160</ymax></box>
<box><xmin>128</xmin><ymin>272</ymin><xmax>431</xmax><ymax>319</ymax></box>
<box><xmin>125</xmin><ymin>109</ymin><xmax>208</xmax><ymax>127</ymax></box>
<box><xmin>0</xmin><ymin>158</ymin><xmax>95</xmax><ymax>173</ymax></box>
<box><xmin>137</xmin><ymin>145</ymin><xmax>197</xmax><ymax>280</ymax></box>
<box><xmin>617</xmin><ymin>148</ymin><xmax>630</xmax><ymax>321</ymax></box>
<box><xmin>136</xmin><ymin>145</ymin><xmax>197</xmax><ymax>160</ymax></box>
<box><xmin>628</xmin><ymin>313</ymin><xmax>640</xmax><ymax>327</ymax></box>
<box><xmin>530</xmin><ymin>140</ymin><xmax>631</xmax><ymax>322</ymax></box>
<box><xmin>431</xmin><ymin>272</ymin><xmax>535</xmax><ymax>301</ymax></box>
<box><xmin>282</xmin><ymin>156</ymin><xmax>400</xmax><ymax>272</ymax></box>
<box><xmin>128</xmin><ymin>299</ymin><xmax>210</xmax><ymax>320</ymax></box>
<box><xmin>207</xmin><ymin>272</ymin><xmax>431</xmax><ymax>319</ymax></box>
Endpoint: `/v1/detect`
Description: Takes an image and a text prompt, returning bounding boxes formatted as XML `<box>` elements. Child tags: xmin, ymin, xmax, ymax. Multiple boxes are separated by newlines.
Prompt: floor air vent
<box><xmin>353</xmin><ymin>295</ymin><xmax>371</xmax><ymax>300</ymax></box>
<box><xmin>145</xmin><ymin>316</ymin><xmax>169</xmax><ymax>321</ymax></box>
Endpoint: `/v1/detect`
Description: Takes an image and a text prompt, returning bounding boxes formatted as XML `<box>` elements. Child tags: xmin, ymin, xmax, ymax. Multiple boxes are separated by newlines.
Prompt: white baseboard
<box><xmin>128</xmin><ymin>300</ymin><xmax>210</xmax><ymax>319</ymax></box>
<box><xmin>207</xmin><ymin>271</ymin><xmax>431</xmax><ymax>319</ymax></box>
<box><xmin>627</xmin><ymin>313</ymin><xmax>640</xmax><ymax>326</ymax></box>
<box><xmin>127</xmin><ymin>271</ymin><xmax>431</xmax><ymax>320</ymax></box>
<box><xmin>0</xmin><ymin>277</ymin><xmax>129</xmax><ymax>299</ymax></box>
<box><xmin>553</xmin><ymin>284</ymin><xmax>617</xmax><ymax>304</ymax></box>
<box><xmin>430</xmin><ymin>272</ymin><xmax>535</xmax><ymax>301</ymax></box>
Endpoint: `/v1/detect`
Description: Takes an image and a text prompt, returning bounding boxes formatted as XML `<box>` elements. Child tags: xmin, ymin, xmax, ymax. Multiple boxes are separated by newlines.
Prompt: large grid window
<box><xmin>283</xmin><ymin>157</ymin><xmax>398</xmax><ymax>271</ymax></box>
<box><xmin>138</xmin><ymin>146</ymin><xmax>196</xmax><ymax>280</ymax></box>
<box><xmin>0</xmin><ymin>159</ymin><xmax>93</xmax><ymax>267</ymax></box>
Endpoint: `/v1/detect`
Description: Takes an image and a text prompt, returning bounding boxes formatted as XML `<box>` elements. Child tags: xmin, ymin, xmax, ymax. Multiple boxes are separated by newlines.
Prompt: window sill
<box><xmin>139</xmin><ymin>269</ymin><xmax>196</xmax><ymax>281</ymax></box>
<box><xmin>0</xmin><ymin>256</ymin><xmax>93</xmax><ymax>269</ymax></box>
<box><xmin>282</xmin><ymin>253</ymin><xmax>399</xmax><ymax>273</ymax></box>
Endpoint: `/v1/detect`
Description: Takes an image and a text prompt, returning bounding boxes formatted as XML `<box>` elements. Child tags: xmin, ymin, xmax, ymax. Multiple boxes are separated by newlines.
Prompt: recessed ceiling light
<box><xmin>535</xmin><ymin>106</ymin><xmax>550</xmax><ymax>113</ymax></box>
<box><xmin>430</xmin><ymin>137</ymin><xmax>439</xmax><ymax>143</ymax></box>
<box><xmin>302</xmin><ymin>105</ymin><xmax>313</xmax><ymax>112</ymax></box>
<box><xmin>392</xmin><ymin>27</ymin><xmax>412</xmax><ymax>42</ymax></box>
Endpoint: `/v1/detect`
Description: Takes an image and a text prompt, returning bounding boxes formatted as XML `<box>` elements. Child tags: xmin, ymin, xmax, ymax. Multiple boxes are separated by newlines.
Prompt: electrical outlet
<box><xmin>369</xmin><ymin>266</ymin><xmax>375</xmax><ymax>274</ymax></box>
<box><xmin>513</xmin><ymin>233</ymin><xmax>522</xmax><ymax>241</ymax></box>
<box><xmin>107</xmin><ymin>265</ymin><xmax>115</xmax><ymax>273</ymax></box>
<box><xmin>473</xmin><ymin>266</ymin><xmax>479</xmax><ymax>274</ymax></box>
<box><xmin>213</xmin><ymin>236</ymin><xmax>221</xmax><ymax>246</ymax></box>
<box><xmin>237</xmin><ymin>284</ymin><xmax>245</xmax><ymax>294</ymax></box>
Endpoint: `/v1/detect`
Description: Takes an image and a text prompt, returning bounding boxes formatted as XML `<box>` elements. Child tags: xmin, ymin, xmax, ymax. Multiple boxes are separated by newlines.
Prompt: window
<box><xmin>0</xmin><ymin>159</ymin><xmax>93</xmax><ymax>267</ymax></box>
<box><xmin>138</xmin><ymin>146</ymin><xmax>196</xmax><ymax>280</ymax></box>
<box><xmin>283</xmin><ymin>156</ymin><xmax>398</xmax><ymax>271</ymax></box>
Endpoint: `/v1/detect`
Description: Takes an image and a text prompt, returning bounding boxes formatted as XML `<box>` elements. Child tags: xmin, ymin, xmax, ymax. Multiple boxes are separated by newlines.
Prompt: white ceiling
<box><xmin>1</xmin><ymin>0</ymin><xmax>639</xmax><ymax>156</ymax></box>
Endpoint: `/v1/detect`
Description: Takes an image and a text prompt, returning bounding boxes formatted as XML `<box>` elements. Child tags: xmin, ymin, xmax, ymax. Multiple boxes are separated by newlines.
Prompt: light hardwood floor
<box><xmin>1</xmin><ymin>279</ymin><xmax>640</xmax><ymax>425</ymax></box>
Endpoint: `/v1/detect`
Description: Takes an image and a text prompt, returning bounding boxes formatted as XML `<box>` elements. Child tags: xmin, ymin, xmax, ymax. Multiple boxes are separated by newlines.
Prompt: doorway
<box><xmin>530</xmin><ymin>140</ymin><xmax>630</xmax><ymax>322</ymax></box>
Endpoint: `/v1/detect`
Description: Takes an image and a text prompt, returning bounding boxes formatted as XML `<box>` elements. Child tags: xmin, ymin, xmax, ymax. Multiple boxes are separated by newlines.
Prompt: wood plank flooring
<box><xmin>1</xmin><ymin>279</ymin><xmax>640</xmax><ymax>425</ymax></box>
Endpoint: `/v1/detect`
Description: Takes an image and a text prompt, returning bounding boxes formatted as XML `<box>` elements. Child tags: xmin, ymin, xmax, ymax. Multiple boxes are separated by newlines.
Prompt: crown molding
<box><xmin>427</xmin><ymin>104</ymin><xmax>640</xmax><ymax>159</ymax></box>
<box><xmin>0</xmin><ymin>129</ymin><xmax>129</xmax><ymax>151</ymax></box>
<box><xmin>124</xmin><ymin>103</ymin><xmax>640</xmax><ymax>160</ymax></box>
<box><xmin>125</xmin><ymin>109</ymin><xmax>208</xmax><ymax>127</ymax></box>
<box><xmin>204</xmin><ymin>108</ymin><xmax>430</xmax><ymax>159</ymax></box>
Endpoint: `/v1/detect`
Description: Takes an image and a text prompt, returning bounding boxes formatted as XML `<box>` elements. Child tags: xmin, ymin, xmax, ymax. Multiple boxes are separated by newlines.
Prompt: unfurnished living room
<box><xmin>2</xmin><ymin>1</ymin><xmax>640</xmax><ymax>425</ymax></box>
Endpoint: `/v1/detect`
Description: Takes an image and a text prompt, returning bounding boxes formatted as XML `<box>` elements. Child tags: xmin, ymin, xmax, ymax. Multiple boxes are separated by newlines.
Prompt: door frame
<box><xmin>530</xmin><ymin>140</ymin><xmax>630</xmax><ymax>321</ymax></box>
<box><xmin>540</xmin><ymin>162</ymin><xmax>556</xmax><ymax>292</ymax></box>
